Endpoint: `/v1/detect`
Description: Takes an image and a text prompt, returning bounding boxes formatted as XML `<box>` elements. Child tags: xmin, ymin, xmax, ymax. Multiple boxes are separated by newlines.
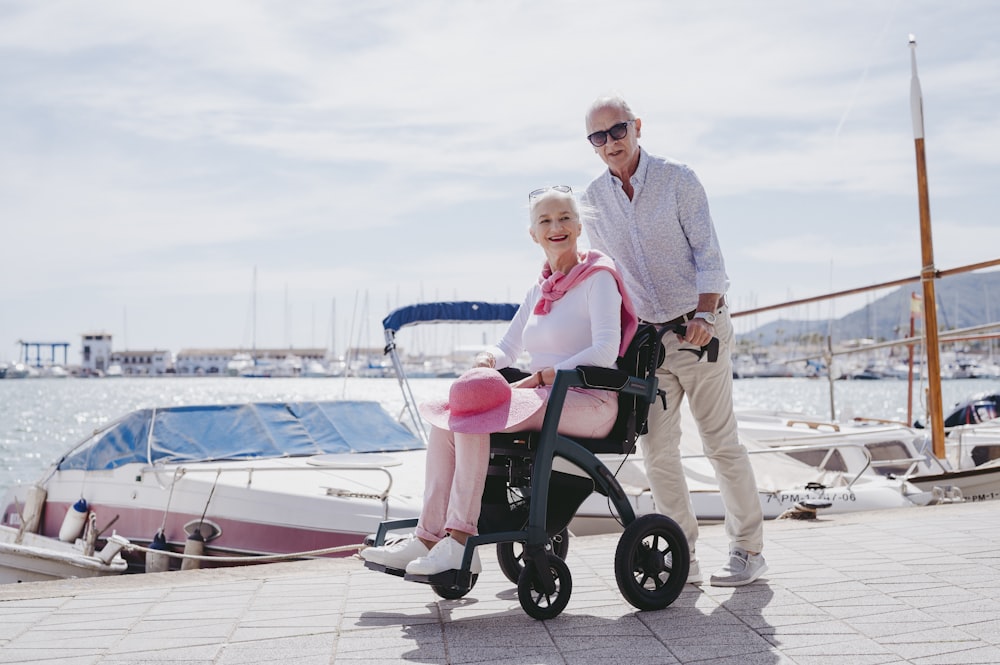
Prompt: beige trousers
<box><xmin>640</xmin><ymin>306</ymin><xmax>764</xmax><ymax>554</ymax></box>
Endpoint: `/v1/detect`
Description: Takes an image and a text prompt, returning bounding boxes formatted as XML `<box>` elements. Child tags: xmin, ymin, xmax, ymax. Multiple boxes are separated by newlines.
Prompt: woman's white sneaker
<box><xmin>360</xmin><ymin>534</ymin><xmax>428</xmax><ymax>569</ymax></box>
<box><xmin>405</xmin><ymin>537</ymin><xmax>482</xmax><ymax>576</ymax></box>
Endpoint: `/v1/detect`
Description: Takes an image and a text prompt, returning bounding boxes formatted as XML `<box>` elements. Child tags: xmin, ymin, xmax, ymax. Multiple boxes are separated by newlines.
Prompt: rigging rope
<box><xmin>123</xmin><ymin>540</ymin><xmax>364</xmax><ymax>563</ymax></box>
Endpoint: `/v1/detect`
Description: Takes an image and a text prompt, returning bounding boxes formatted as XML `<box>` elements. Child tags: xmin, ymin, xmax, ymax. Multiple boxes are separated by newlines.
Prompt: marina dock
<box><xmin>1</xmin><ymin>500</ymin><xmax>998</xmax><ymax>664</ymax></box>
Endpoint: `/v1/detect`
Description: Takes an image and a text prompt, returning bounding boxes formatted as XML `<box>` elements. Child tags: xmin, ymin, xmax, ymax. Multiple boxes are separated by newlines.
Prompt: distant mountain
<box><xmin>735</xmin><ymin>269</ymin><xmax>1000</xmax><ymax>346</ymax></box>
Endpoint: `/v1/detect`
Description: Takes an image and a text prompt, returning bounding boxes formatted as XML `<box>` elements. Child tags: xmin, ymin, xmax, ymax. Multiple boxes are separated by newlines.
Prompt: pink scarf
<box><xmin>534</xmin><ymin>249</ymin><xmax>638</xmax><ymax>357</ymax></box>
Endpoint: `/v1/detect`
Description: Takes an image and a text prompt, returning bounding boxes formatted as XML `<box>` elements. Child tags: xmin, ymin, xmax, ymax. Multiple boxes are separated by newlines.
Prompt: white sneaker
<box><xmin>662</xmin><ymin>553</ymin><xmax>702</xmax><ymax>584</ymax></box>
<box><xmin>687</xmin><ymin>558</ymin><xmax>703</xmax><ymax>584</ymax></box>
<box><xmin>405</xmin><ymin>536</ymin><xmax>482</xmax><ymax>576</ymax></box>
<box><xmin>360</xmin><ymin>534</ymin><xmax>428</xmax><ymax>569</ymax></box>
<box><xmin>710</xmin><ymin>547</ymin><xmax>768</xmax><ymax>587</ymax></box>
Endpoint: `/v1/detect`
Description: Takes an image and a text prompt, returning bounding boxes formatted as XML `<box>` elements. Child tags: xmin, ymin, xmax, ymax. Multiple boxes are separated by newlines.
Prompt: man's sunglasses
<box><xmin>587</xmin><ymin>120</ymin><xmax>635</xmax><ymax>147</ymax></box>
<box><xmin>528</xmin><ymin>185</ymin><xmax>572</xmax><ymax>200</ymax></box>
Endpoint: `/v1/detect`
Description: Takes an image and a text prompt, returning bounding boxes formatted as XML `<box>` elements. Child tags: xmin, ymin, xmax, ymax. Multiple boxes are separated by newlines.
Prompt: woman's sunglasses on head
<box><xmin>528</xmin><ymin>185</ymin><xmax>572</xmax><ymax>200</ymax></box>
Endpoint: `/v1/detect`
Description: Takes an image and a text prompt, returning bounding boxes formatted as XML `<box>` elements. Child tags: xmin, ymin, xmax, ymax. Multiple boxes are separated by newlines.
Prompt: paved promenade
<box><xmin>1</xmin><ymin>499</ymin><xmax>999</xmax><ymax>664</ymax></box>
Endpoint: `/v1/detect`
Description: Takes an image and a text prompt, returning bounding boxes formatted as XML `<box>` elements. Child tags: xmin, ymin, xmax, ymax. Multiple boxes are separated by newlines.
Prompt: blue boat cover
<box><xmin>382</xmin><ymin>301</ymin><xmax>518</xmax><ymax>334</ymax></box>
<box><xmin>56</xmin><ymin>401</ymin><xmax>423</xmax><ymax>471</ymax></box>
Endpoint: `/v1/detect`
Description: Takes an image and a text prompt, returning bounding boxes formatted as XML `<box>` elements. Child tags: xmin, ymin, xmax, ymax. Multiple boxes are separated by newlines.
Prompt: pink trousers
<box><xmin>414</xmin><ymin>387</ymin><xmax>619</xmax><ymax>543</ymax></box>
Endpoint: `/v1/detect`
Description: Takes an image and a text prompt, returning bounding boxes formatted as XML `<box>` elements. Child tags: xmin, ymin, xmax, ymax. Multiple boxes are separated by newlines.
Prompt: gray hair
<box><xmin>585</xmin><ymin>93</ymin><xmax>636</xmax><ymax>123</ymax></box>
<box><xmin>528</xmin><ymin>188</ymin><xmax>595</xmax><ymax>226</ymax></box>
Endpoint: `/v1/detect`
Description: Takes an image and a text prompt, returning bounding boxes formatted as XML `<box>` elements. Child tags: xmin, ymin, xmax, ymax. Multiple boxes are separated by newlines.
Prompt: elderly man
<box><xmin>581</xmin><ymin>94</ymin><xmax>766</xmax><ymax>586</ymax></box>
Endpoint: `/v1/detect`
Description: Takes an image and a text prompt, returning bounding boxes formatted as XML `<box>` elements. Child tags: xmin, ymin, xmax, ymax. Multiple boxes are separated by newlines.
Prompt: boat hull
<box><xmin>909</xmin><ymin>462</ymin><xmax>1000</xmax><ymax>503</ymax></box>
<box><xmin>2</xmin><ymin>452</ymin><xmax>428</xmax><ymax>572</ymax></box>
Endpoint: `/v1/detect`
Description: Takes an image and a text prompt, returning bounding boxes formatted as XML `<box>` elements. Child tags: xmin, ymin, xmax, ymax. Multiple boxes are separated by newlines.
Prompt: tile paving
<box><xmin>0</xmin><ymin>500</ymin><xmax>998</xmax><ymax>664</ymax></box>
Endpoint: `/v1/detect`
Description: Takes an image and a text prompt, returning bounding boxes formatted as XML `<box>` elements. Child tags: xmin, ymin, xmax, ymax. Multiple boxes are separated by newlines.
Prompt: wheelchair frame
<box><xmin>366</xmin><ymin>323</ymin><xmax>709</xmax><ymax>619</ymax></box>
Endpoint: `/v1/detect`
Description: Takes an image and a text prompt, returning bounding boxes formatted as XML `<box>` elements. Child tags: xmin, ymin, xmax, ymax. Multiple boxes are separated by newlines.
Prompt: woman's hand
<box><xmin>513</xmin><ymin>368</ymin><xmax>549</xmax><ymax>389</ymax></box>
<box><xmin>474</xmin><ymin>352</ymin><xmax>496</xmax><ymax>368</ymax></box>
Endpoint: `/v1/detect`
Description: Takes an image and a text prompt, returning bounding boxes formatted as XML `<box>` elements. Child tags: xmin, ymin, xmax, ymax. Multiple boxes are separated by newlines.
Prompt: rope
<box><xmin>124</xmin><ymin>541</ymin><xmax>364</xmax><ymax>563</ymax></box>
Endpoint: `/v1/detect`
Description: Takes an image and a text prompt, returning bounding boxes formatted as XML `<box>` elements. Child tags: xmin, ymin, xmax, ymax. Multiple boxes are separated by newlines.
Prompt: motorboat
<box><xmin>570</xmin><ymin>402</ymin><xmax>924</xmax><ymax>533</ymax></box>
<box><xmin>732</xmin><ymin>407</ymin><xmax>1000</xmax><ymax>504</ymax></box>
<box><xmin>0</xmin><ymin>401</ymin><xmax>428</xmax><ymax>580</ymax></box>
<box><xmin>225</xmin><ymin>352</ymin><xmax>254</xmax><ymax>376</ymax></box>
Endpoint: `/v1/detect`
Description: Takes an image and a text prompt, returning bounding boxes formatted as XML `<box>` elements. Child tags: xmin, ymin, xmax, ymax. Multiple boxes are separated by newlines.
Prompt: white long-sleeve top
<box><xmin>485</xmin><ymin>270</ymin><xmax>622</xmax><ymax>372</ymax></box>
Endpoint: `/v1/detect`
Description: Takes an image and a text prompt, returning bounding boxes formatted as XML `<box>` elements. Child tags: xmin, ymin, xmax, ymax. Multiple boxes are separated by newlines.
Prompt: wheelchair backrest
<box><xmin>607</xmin><ymin>323</ymin><xmax>665</xmax><ymax>448</ymax></box>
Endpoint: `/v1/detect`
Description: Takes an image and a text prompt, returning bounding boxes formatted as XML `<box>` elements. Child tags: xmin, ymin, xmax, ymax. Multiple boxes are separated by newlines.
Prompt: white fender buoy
<box><xmin>58</xmin><ymin>498</ymin><xmax>88</xmax><ymax>542</ymax></box>
<box><xmin>145</xmin><ymin>530</ymin><xmax>170</xmax><ymax>573</ymax></box>
<box><xmin>180</xmin><ymin>530</ymin><xmax>204</xmax><ymax>571</ymax></box>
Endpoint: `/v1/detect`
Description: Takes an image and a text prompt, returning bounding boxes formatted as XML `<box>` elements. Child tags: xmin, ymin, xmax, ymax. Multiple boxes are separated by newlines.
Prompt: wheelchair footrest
<box><xmin>362</xmin><ymin>560</ymin><xmax>407</xmax><ymax>578</ymax></box>
<box><xmin>404</xmin><ymin>568</ymin><xmax>478</xmax><ymax>589</ymax></box>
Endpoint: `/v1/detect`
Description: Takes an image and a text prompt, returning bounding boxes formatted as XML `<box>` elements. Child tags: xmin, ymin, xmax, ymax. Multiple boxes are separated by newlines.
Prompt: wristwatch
<box><xmin>693</xmin><ymin>311</ymin><xmax>717</xmax><ymax>325</ymax></box>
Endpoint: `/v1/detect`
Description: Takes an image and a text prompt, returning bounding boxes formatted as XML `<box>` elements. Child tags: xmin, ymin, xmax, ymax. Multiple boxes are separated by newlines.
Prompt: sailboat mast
<box><xmin>252</xmin><ymin>266</ymin><xmax>257</xmax><ymax>364</ymax></box>
<box><xmin>909</xmin><ymin>35</ymin><xmax>946</xmax><ymax>458</ymax></box>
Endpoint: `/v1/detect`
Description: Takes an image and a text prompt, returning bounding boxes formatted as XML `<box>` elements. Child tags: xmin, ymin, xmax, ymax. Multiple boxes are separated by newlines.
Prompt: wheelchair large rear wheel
<box><xmin>497</xmin><ymin>528</ymin><xmax>569</xmax><ymax>584</ymax></box>
<box><xmin>517</xmin><ymin>553</ymin><xmax>572</xmax><ymax>620</ymax></box>
<box><xmin>614</xmin><ymin>514</ymin><xmax>688</xmax><ymax>611</ymax></box>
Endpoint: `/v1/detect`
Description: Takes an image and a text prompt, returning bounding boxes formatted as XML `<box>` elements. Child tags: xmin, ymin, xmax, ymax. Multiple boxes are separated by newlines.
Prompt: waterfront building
<box><xmin>174</xmin><ymin>347</ymin><xmax>327</xmax><ymax>376</ymax></box>
<box><xmin>80</xmin><ymin>332</ymin><xmax>113</xmax><ymax>374</ymax></box>
<box><xmin>109</xmin><ymin>349</ymin><xmax>173</xmax><ymax>376</ymax></box>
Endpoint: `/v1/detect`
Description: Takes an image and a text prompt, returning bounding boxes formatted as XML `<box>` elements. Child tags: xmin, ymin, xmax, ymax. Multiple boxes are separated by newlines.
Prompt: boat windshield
<box><xmin>56</xmin><ymin>401</ymin><xmax>423</xmax><ymax>471</ymax></box>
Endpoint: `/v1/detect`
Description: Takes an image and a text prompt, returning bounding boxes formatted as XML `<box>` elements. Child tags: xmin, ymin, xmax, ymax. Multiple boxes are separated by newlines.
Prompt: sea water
<box><xmin>1</xmin><ymin>376</ymin><xmax>998</xmax><ymax>498</ymax></box>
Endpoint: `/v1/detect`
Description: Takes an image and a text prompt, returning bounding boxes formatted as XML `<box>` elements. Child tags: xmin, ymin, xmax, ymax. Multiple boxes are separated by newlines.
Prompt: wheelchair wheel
<box><xmin>431</xmin><ymin>577</ymin><xmax>476</xmax><ymax>600</ymax></box>
<box><xmin>517</xmin><ymin>553</ymin><xmax>572</xmax><ymax>620</ymax></box>
<box><xmin>614</xmin><ymin>514</ymin><xmax>688</xmax><ymax>611</ymax></box>
<box><xmin>497</xmin><ymin>528</ymin><xmax>570</xmax><ymax>584</ymax></box>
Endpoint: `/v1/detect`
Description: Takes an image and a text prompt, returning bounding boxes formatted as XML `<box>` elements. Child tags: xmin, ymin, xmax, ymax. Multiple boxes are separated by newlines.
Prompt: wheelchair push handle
<box><xmin>658</xmin><ymin>322</ymin><xmax>720</xmax><ymax>363</ymax></box>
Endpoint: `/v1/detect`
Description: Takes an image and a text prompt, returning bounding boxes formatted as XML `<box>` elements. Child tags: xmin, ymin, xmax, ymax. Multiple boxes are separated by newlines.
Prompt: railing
<box><xmin>682</xmin><ymin>439</ymin><xmax>938</xmax><ymax>490</ymax></box>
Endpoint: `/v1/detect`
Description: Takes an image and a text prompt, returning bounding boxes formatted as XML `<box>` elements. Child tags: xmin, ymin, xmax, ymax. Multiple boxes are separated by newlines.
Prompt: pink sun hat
<box><xmin>418</xmin><ymin>367</ymin><xmax>548</xmax><ymax>434</ymax></box>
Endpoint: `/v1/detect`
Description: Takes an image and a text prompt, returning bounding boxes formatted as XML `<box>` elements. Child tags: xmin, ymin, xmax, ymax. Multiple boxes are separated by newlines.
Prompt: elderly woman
<box><xmin>362</xmin><ymin>186</ymin><xmax>636</xmax><ymax>576</ymax></box>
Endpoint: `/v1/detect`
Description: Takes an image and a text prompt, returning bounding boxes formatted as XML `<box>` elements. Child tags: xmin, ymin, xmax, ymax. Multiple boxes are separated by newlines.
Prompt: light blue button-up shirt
<box><xmin>582</xmin><ymin>147</ymin><xmax>729</xmax><ymax>323</ymax></box>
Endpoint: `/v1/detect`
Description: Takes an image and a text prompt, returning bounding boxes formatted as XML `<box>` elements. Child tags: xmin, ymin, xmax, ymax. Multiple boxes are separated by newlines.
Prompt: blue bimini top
<box><xmin>56</xmin><ymin>401</ymin><xmax>423</xmax><ymax>471</ymax></box>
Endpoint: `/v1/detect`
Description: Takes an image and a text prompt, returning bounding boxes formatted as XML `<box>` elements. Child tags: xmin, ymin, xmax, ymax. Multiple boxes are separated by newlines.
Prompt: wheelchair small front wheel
<box><xmin>497</xmin><ymin>528</ymin><xmax>570</xmax><ymax>584</ymax></box>
<box><xmin>431</xmin><ymin>577</ymin><xmax>476</xmax><ymax>600</ymax></box>
<box><xmin>517</xmin><ymin>553</ymin><xmax>572</xmax><ymax>620</ymax></box>
<box><xmin>614</xmin><ymin>513</ymin><xmax>688</xmax><ymax>611</ymax></box>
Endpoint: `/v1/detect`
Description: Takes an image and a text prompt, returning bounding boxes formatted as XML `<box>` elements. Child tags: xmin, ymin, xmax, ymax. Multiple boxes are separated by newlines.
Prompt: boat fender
<box><xmin>145</xmin><ymin>529</ymin><xmax>170</xmax><ymax>573</ymax></box>
<box><xmin>58</xmin><ymin>498</ymin><xmax>88</xmax><ymax>542</ymax></box>
<box><xmin>180</xmin><ymin>530</ymin><xmax>204</xmax><ymax>571</ymax></box>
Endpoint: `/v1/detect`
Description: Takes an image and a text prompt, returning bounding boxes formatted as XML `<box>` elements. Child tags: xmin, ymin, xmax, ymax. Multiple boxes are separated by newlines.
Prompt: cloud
<box><xmin>2</xmin><ymin>0</ymin><xmax>999</xmax><ymax>357</ymax></box>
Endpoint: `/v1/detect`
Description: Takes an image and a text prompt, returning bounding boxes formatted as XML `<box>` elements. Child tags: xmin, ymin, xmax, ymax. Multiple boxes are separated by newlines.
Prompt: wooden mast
<box><xmin>909</xmin><ymin>35</ymin><xmax>946</xmax><ymax>458</ymax></box>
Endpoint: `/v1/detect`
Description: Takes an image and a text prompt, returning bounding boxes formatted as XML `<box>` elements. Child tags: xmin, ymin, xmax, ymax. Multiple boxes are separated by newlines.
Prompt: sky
<box><xmin>3</xmin><ymin>0</ymin><xmax>1000</xmax><ymax>363</ymax></box>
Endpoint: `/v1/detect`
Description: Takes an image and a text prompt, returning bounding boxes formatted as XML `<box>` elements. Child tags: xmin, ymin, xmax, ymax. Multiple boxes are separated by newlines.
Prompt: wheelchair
<box><xmin>364</xmin><ymin>323</ymin><xmax>713</xmax><ymax>620</ymax></box>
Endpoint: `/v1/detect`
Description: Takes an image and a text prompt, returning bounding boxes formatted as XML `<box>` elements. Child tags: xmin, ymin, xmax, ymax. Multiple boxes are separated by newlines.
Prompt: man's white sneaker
<box><xmin>687</xmin><ymin>558</ymin><xmax>703</xmax><ymax>584</ymax></box>
<box><xmin>662</xmin><ymin>553</ymin><xmax>702</xmax><ymax>584</ymax></box>
<box><xmin>710</xmin><ymin>547</ymin><xmax>768</xmax><ymax>587</ymax></box>
<box><xmin>405</xmin><ymin>536</ymin><xmax>482</xmax><ymax>576</ymax></box>
<box><xmin>360</xmin><ymin>534</ymin><xmax>428</xmax><ymax>569</ymax></box>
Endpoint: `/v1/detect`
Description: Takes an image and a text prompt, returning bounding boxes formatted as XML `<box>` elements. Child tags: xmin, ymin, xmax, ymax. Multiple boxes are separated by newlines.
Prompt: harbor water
<box><xmin>2</xmin><ymin>375</ymin><xmax>998</xmax><ymax>499</ymax></box>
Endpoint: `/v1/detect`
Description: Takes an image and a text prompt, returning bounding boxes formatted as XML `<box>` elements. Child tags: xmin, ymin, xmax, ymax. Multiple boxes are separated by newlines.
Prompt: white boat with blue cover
<box><xmin>0</xmin><ymin>401</ymin><xmax>428</xmax><ymax>577</ymax></box>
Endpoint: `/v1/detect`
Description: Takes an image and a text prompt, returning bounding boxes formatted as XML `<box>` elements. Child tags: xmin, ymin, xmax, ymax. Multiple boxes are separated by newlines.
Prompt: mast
<box><xmin>252</xmin><ymin>266</ymin><xmax>257</xmax><ymax>365</ymax></box>
<box><xmin>909</xmin><ymin>35</ymin><xmax>946</xmax><ymax>458</ymax></box>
